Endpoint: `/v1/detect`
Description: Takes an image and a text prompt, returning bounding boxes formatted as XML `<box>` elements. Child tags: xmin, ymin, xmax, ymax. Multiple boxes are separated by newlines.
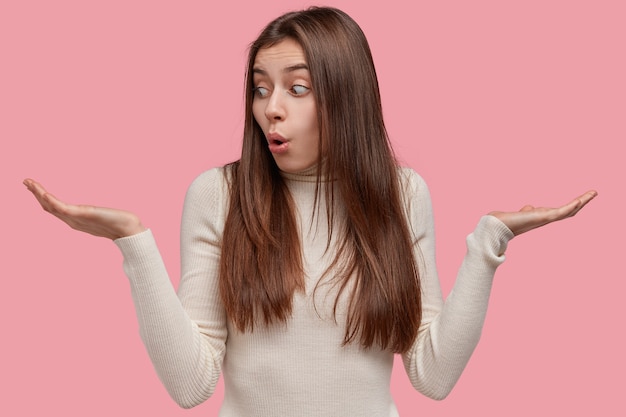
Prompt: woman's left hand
<box><xmin>489</xmin><ymin>190</ymin><xmax>597</xmax><ymax>236</ymax></box>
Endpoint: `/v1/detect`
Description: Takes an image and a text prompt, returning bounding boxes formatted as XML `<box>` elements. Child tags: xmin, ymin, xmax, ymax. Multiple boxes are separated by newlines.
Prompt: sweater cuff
<box><xmin>470</xmin><ymin>215</ymin><xmax>515</xmax><ymax>264</ymax></box>
<box><xmin>113</xmin><ymin>229</ymin><xmax>165</xmax><ymax>282</ymax></box>
<box><xmin>114</xmin><ymin>227</ymin><xmax>156</xmax><ymax>256</ymax></box>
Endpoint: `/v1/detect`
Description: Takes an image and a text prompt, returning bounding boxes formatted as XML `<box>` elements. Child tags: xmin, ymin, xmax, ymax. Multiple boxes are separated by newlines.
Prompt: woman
<box><xmin>23</xmin><ymin>7</ymin><xmax>596</xmax><ymax>416</ymax></box>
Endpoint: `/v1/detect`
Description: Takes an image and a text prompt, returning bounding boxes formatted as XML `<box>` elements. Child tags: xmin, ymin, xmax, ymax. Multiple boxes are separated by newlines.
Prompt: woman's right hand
<box><xmin>24</xmin><ymin>178</ymin><xmax>146</xmax><ymax>240</ymax></box>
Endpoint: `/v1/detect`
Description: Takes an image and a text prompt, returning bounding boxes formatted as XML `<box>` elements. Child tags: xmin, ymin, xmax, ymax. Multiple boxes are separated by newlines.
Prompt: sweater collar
<box><xmin>280</xmin><ymin>161</ymin><xmax>330</xmax><ymax>183</ymax></box>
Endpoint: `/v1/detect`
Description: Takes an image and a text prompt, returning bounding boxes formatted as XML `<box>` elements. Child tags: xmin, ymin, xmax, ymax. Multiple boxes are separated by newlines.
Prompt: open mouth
<box><xmin>268</xmin><ymin>135</ymin><xmax>289</xmax><ymax>154</ymax></box>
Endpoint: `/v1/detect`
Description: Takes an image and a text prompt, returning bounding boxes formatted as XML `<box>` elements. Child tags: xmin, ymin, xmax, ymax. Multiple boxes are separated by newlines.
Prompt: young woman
<box><xmin>24</xmin><ymin>7</ymin><xmax>596</xmax><ymax>417</ymax></box>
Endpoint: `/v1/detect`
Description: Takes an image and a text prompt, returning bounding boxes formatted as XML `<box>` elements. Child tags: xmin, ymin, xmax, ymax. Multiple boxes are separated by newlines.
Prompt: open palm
<box><xmin>489</xmin><ymin>190</ymin><xmax>597</xmax><ymax>236</ymax></box>
<box><xmin>23</xmin><ymin>179</ymin><xmax>146</xmax><ymax>240</ymax></box>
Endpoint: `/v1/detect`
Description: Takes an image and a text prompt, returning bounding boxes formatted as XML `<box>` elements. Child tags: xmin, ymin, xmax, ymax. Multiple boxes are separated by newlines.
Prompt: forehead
<box><xmin>253</xmin><ymin>38</ymin><xmax>307</xmax><ymax>69</ymax></box>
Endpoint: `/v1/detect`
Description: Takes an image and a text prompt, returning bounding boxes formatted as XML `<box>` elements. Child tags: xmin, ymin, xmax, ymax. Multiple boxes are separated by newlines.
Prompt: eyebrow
<box><xmin>252</xmin><ymin>63</ymin><xmax>309</xmax><ymax>75</ymax></box>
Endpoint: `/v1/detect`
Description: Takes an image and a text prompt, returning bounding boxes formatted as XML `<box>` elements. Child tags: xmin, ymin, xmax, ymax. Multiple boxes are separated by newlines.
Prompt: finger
<box><xmin>24</xmin><ymin>180</ymin><xmax>56</xmax><ymax>211</ymax></box>
<box><xmin>551</xmin><ymin>190</ymin><xmax>598</xmax><ymax>220</ymax></box>
<box><xmin>25</xmin><ymin>180</ymin><xmax>76</xmax><ymax>219</ymax></box>
<box><xmin>568</xmin><ymin>190</ymin><xmax>598</xmax><ymax>211</ymax></box>
<box><xmin>41</xmin><ymin>192</ymin><xmax>68</xmax><ymax>216</ymax></box>
<box><xmin>23</xmin><ymin>178</ymin><xmax>46</xmax><ymax>196</ymax></box>
<box><xmin>43</xmin><ymin>202</ymin><xmax>102</xmax><ymax>234</ymax></box>
<box><xmin>566</xmin><ymin>190</ymin><xmax>598</xmax><ymax>209</ymax></box>
<box><xmin>576</xmin><ymin>190</ymin><xmax>598</xmax><ymax>208</ymax></box>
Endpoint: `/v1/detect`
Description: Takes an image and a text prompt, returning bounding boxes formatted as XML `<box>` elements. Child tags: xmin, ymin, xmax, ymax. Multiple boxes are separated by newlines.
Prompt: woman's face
<box><xmin>252</xmin><ymin>38</ymin><xmax>320</xmax><ymax>174</ymax></box>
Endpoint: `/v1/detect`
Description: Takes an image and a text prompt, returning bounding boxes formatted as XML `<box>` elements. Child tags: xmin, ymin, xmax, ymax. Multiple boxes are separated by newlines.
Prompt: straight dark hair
<box><xmin>219</xmin><ymin>6</ymin><xmax>421</xmax><ymax>353</ymax></box>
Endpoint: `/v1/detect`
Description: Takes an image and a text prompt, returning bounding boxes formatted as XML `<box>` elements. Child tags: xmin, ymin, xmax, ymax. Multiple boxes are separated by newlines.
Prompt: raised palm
<box><xmin>24</xmin><ymin>179</ymin><xmax>146</xmax><ymax>240</ymax></box>
<box><xmin>489</xmin><ymin>190</ymin><xmax>597</xmax><ymax>236</ymax></box>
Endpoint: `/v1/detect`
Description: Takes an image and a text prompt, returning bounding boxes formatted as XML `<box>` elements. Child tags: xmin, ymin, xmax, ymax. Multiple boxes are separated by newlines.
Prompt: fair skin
<box><xmin>22</xmin><ymin>39</ymin><xmax>597</xmax><ymax>240</ymax></box>
<box><xmin>252</xmin><ymin>38</ymin><xmax>320</xmax><ymax>174</ymax></box>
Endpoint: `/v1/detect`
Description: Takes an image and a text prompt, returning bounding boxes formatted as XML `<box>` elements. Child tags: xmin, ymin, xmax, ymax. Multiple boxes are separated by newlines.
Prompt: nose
<box><xmin>264</xmin><ymin>91</ymin><xmax>285</xmax><ymax>121</ymax></box>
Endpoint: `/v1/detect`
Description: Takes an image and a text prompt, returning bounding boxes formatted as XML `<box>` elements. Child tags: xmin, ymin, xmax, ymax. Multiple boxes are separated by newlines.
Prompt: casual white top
<box><xmin>114</xmin><ymin>166</ymin><xmax>514</xmax><ymax>416</ymax></box>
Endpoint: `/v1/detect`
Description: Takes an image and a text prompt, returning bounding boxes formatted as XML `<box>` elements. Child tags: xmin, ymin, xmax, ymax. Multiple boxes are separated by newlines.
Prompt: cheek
<box><xmin>252</xmin><ymin>101</ymin><xmax>265</xmax><ymax>129</ymax></box>
<box><xmin>299</xmin><ymin>101</ymin><xmax>318</xmax><ymax>134</ymax></box>
<box><xmin>307</xmin><ymin>106</ymin><xmax>319</xmax><ymax>138</ymax></box>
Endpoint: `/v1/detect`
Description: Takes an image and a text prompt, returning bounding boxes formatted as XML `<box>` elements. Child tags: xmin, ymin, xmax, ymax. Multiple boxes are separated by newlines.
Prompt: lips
<box><xmin>267</xmin><ymin>132</ymin><xmax>290</xmax><ymax>154</ymax></box>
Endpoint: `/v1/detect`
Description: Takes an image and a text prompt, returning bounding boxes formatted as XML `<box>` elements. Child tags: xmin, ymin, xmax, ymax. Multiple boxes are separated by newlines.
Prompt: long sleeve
<box><xmin>111</xmin><ymin>165</ymin><xmax>513</xmax><ymax>415</ymax></box>
<box><xmin>114</xmin><ymin>168</ymin><xmax>228</xmax><ymax>408</ymax></box>
<box><xmin>399</xmin><ymin>168</ymin><xmax>514</xmax><ymax>400</ymax></box>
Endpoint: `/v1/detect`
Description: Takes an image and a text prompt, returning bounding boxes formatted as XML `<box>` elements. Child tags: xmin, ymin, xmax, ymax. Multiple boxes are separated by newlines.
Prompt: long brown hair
<box><xmin>219</xmin><ymin>7</ymin><xmax>421</xmax><ymax>353</ymax></box>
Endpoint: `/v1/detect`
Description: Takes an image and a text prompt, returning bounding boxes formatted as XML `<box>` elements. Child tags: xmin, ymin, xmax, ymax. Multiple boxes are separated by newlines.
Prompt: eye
<box><xmin>254</xmin><ymin>86</ymin><xmax>270</xmax><ymax>98</ymax></box>
<box><xmin>290</xmin><ymin>84</ymin><xmax>310</xmax><ymax>96</ymax></box>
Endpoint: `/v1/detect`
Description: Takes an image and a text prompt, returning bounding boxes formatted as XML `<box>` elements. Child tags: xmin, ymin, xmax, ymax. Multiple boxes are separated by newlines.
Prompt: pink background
<box><xmin>2</xmin><ymin>0</ymin><xmax>624</xmax><ymax>415</ymax></box>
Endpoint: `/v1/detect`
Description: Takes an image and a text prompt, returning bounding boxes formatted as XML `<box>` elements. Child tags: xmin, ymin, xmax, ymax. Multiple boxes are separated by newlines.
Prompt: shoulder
<box><xmin>396</xmin><ymin>166</ymin><xmax>435</xmax><ymax>234</ymax></box>
<box><xmin>179</xmin><ymin>166</ymin><xmax>234</xmax><ymax>235</ymax></box>
<box><xmin>186</xmin><ymin>167</ymin><xmax>230</xmax><ymax>199</ymax></box>
<box><xmin>183</xmin><ymin>166</ymin><xmax>231</xmax><ymax>217</ymax></box>
<box><xmin>396</xmin><ymin>166</ymin><xmax>430</xmax><ymax>198</ymax></box>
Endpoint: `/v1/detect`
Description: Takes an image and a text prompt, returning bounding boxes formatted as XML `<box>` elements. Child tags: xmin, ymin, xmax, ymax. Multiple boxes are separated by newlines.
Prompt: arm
<box><xmin>114</xmin><ymin>169</ymin><xmax>228</xmax><ymax>408</ymax></box>
<box><xmin>398</xmin><ymin>170</ymin><xmax>596</xmax><ymax>400</ymax></box>
<box><xmin>23</xmin><ymin>171</ymin><xmax>229</xmax><ymax>408</ymax></box>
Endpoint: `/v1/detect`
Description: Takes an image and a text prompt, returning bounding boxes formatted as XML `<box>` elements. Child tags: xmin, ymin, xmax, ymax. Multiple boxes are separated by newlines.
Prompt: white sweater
<box><xmin>114</xmin><ymin>166</ymin><xmax>513</xmax><ymax>416</ymax></box>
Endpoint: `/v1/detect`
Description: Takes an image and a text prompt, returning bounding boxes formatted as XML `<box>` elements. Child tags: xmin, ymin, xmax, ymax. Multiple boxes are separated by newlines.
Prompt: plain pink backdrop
<box><xmin>2</xmin><ymin>0</ymin><xmax>624</xmax><ymax>415</ymax></box>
